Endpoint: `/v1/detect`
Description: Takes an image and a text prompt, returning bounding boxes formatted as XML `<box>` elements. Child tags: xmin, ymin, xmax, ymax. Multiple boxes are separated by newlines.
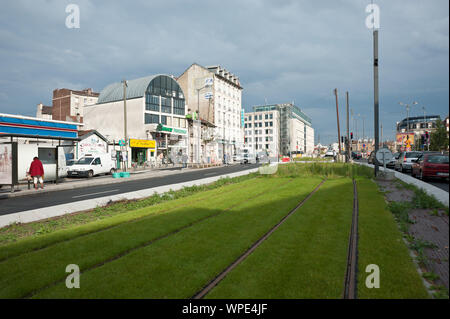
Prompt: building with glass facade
<box><xmin>84</xmin><ymin>74</ymin><xmax>188</xmax><ymax>168</ymax></box>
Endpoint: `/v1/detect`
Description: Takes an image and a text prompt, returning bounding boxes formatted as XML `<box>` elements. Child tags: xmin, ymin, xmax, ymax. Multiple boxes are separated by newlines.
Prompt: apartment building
<box><xmin>177</xmin><ymin>63</ymin><xmax>243</xmax><ymax>163</ymax></box>
<box><xmin>244</xmin><ymin>103</ymin><xmax>314</xmax><ymax>157</ymax></box>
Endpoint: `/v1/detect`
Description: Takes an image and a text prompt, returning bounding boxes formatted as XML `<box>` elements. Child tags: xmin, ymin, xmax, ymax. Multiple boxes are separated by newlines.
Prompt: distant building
<box><xmin>244</xmin><ymin>103</ymin><xmax>314</xmax><ymax>157</ymax></box>
<box><xmin>52</xmin><ymin>88</ymin><xmax>99</xmax><ymax>122</ymax></box>
<box><xmin>36</xmin><ymin>103</ymin><xmax>53</xmax><ymax>120</ymax></box>
<box><xmin>396</xmin><ymin>115</ymin><xmax>440</xmax><ymax>151</ymax></box>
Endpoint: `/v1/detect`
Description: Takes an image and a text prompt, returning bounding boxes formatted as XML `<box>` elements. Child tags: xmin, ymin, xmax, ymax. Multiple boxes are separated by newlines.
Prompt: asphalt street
<box><xmin>0</xmin><ymin>163</ymin><xmax>260</xmax><ymax>216</ymax></box>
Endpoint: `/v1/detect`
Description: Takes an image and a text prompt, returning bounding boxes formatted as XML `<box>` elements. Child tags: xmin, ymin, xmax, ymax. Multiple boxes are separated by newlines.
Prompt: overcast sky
<box><xmin>0</xmin><ymin>0</ymin><xmax>448</xmax><ymax>145</ymax></box>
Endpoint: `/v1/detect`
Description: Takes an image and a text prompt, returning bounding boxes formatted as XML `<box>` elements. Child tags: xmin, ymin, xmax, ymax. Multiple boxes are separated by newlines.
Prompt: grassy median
<box><xmin>356</xmin><ymin>178</ymin><xmax>429</xmax><ymax>298</ymax></box>
<box><xmin>0</xmin><ymin>176</ymin><xmax>287</xmax><ymax>298</ymax></box>
<box><xmin>30</xmin><ymin>177</ymin><xmax>322</xmax><ymax>298</ymax></box>
<box><xmin>205</xmin><ymin>178</ymin><xmax>353</xmax><ymax>299</ymax></box>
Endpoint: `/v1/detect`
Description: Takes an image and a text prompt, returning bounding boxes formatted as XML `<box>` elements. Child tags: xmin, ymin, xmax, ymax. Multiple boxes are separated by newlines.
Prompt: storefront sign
<box><xmin>129</xmin><ymin>139</ymin><xmax>156</xmax><ymax>149</ymax></box>
<box><xmin>156</xmin><ymin>124</ymin><xmax>187</xmax><ymax>135</ymax></box>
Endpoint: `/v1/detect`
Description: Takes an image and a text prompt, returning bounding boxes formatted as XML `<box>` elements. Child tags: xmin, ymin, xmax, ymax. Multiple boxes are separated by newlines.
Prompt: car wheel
<box><xmin>88</xmin><ymin>170</ymin><xmax>94</xmax><ymax>178</ymax></box>
<box><xmin>109</xmin><ymin>168</ymin><xmax>115</xmax><ymax>175</ymax></box>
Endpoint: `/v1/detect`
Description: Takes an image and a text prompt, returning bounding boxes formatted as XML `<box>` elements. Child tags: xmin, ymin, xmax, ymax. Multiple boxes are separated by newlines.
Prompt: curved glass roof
<box><xmin>97</xmin><ymin>74</ymin><xmax>181</xmax><ymax>104</ymax></box>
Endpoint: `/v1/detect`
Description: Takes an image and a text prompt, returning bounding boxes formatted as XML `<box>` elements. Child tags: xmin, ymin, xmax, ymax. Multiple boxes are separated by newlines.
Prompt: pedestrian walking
<box><xmin>182</xmin><ymin>152</ymin><xmax>188</xmax><ymax>169</ymax></box>
<box><xmin>29</xmin><ymin>156</ymin><xmax>44</xmax><ymax>190</ymax></box>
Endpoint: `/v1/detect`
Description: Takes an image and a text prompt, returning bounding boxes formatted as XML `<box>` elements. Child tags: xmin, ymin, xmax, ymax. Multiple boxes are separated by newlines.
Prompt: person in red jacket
<box><xmin>29</xmin><ymin>156</ymin><xmax>44</xmax><ymax>190</ymax></box>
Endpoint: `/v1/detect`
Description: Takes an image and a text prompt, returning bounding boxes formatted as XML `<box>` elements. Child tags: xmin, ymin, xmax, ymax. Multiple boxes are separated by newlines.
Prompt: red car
<box><xmin>411</xmin><ymin>153</ymin><xmax>449</xmax><ymax>181</ymax></box>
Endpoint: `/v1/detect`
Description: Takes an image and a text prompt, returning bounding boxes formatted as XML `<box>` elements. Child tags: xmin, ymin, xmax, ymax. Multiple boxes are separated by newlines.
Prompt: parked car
<box><xmin>411</xmin><ymin>153</ymin><xmax>449</xmax><ymax>180</ymax></box>
<box><xmin>324</xmin><ymin>150</ymin><xmax>336</xmax><ymax>158</ymax></box>
<box><xmin>240</xmin><ymin>153</ymin><xmax>256</xmax><ymax>164</ymax></box>
<box><xmin>386</xmin><ymin>152</ymin><xmax>400</xmax><ymax>169</ymax></box>
<box><xmin>67</xmin><ymin>154</ymin><xmax>116</xmax><ymax>178</ymax></box>
<box><xmin>351</xmin><ymin>151</ymin><xmax>362</xmax><ymax>160</ymax></box>
<box><xmin>394</xmin><ymin>151</ymin><xmax>422</xmax><ymax>173</ymax></box>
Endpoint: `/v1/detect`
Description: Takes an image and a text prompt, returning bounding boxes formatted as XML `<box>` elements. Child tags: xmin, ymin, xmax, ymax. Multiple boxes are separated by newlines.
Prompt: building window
<box><xmin>265</xmin><ymin>122</ymin><xmax>269</xmax><ymax>127</ymax></box>
<box><xmin>270</xmin><ymin>122</ymin><xmax>273</xmax><ymax>127</ymax></box>
<box><xmin>161</xmin><ymin>97</ymin><xmax>171</xmax><ymax>114</ymax></box>
<box><xmin>249</xmin><ymin>115</ymin><xmax>252</xmax><ymax>121</ymax></box>
<box><xmin>173</xmin><ymin>98</ymin><xmax>185</xmax><ymax>115</ymax></box>
<box><xmin>161</xmin><ymin>115</ymin><xmax>167</xmax><ymax>125</ymax></box>
<box><xmin>146</xmin><ymin>94</ymin><xmax>160</xmax><ymax>112</ymax></box>
<box><xmin>265</xmin><ymin>114</ymin><xmax>268</xmax><ymax>119</ymax></box>
<box><xmin>145</xmin><ymin>113</ymin><xmax>159</xmax><ymax>124</ymax></box>
<box><xmin>270</xmin><ymin>113</ymin><xmax>273</xmax><ymax>119</ymax></box>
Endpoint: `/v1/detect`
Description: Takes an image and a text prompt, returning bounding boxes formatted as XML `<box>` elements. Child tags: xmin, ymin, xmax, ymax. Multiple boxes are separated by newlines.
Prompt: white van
<box><xmin>67</xmin><ymin>154</ymin><xmax>116</xmax><ymax>178</ymax></box>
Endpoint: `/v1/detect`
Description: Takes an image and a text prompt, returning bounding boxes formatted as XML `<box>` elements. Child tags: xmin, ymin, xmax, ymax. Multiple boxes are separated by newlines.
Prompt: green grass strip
<box><xmin>0</xmin><ymin>177</ymin><xmax>283</xmax><ymax>298</ymax></box>
<box><xmin>356</xmin><ymin>178</ymin><xmax>429</xmax><ymax>298</ymax></box>
<box><xmin>0</xmin><ymin>176</ymin><xmax>258</xmax><ymax>261</ymax></box>
<box><xmin>32</xmin><ymin>177</ymin><xmax>323</xmax><ymax>298</ymax></box>
<box><xmin>205</xmin><ymin>178</ymin><xmax>354</xmax><ymax>299</ymax></box>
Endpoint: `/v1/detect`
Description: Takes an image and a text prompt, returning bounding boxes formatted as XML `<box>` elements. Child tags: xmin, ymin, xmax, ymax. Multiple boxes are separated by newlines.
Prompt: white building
<box><xmin>83</xmin><ymin>75</ymin><xmax>188</xmax><ymax>168</ymax></box>
<box><xmin>177</xmin><ymin>64</ymin><xmax>244</xmax><ymax>163</ymax></box>
<box><xmin>244</xmin><ymin>103</ymin><xmax>314</xmax><ymax>158</ymax></box>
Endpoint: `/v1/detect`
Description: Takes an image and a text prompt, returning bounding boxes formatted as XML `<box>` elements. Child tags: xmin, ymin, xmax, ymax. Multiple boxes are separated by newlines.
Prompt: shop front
<box><xmin>129</xmin><ymin>138</ymin><xmax>156</xmax><ymax>167</ymax></box>
<box><xmin>152</xmin><ymin>124</ymin><xmax>187</xmax><ymax>165</ymax></box>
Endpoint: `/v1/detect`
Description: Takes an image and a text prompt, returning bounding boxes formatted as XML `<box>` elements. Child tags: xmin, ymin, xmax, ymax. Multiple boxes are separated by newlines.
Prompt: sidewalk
<box><xmin>0</xmin><ymin>163</ymin><xmax>229</xmax><ymax>199</ymax></box>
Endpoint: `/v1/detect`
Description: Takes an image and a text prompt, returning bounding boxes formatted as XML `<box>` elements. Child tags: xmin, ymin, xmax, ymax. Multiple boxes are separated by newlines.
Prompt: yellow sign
<box><xmin>129</xmin><ymin>139</ymin><xmax>156</xmax><ymax>149</ymax></box>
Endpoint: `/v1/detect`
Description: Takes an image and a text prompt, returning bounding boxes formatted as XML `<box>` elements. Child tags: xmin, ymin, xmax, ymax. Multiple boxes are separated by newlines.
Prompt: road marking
<box><xmin>72</xmin><ymin>189</ymin><xmax>119</xmax><ymax>199</ymax></box>
<box><xmin>204</xmin><ymin>173</ymin><xmax>217</xmax><ymax>176</ymax></box>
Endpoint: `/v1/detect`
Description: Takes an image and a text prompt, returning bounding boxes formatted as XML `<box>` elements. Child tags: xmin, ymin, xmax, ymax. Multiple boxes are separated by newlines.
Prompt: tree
<box><xmin>429</xmin><ymin>119</ymin><xmax>449</xmax><ymax>152</ymax></box>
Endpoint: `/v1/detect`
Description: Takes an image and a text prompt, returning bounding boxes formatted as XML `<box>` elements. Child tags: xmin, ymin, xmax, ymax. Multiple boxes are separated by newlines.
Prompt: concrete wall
<box><xmin>83</xmin><ymin>98</ymin><xmax>146</xmax><ymax>142</ymax></box>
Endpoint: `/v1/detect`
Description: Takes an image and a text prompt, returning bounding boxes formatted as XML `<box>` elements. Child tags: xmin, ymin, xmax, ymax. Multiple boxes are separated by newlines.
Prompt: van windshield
<box><xmin>75</xmin><ymin>157</ymin><xmax>94</xmax><ymax>165</ymax></box>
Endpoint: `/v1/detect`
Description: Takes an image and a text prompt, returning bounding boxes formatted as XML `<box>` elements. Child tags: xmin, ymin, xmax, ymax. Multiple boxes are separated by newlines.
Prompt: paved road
<box><xmin>0</xmin><ymin>164</ymin><xmax>260</xmax><ymax>216</ymax></box>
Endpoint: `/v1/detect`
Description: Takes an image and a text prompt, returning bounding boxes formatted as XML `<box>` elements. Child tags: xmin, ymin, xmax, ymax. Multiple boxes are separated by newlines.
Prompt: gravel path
<box><xmin>375</xmin><ymin>178</ymin><xmax>449</xmax><ymax>294</ymax></box>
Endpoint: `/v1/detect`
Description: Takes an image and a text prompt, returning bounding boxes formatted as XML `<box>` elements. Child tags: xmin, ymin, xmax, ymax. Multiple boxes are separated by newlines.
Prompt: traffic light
<box><xmin>350</xmin><ymin>132</ymin><xmax>353</xmax><ymax>139</ymax></box>
<box><xmin>341</xmin><ymin>136</ymin><xmax>344</xmax><ymax>143</ymax></box>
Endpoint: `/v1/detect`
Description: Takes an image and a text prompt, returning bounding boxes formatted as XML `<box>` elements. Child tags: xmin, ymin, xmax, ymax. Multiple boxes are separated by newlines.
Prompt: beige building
<box><xmin>177</xmin><ymin>63</ymin><xmax>243</xmax><ymax>163</ymax></box>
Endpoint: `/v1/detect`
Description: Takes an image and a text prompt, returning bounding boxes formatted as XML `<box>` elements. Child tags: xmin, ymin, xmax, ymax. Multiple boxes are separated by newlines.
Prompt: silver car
<box><xmin>394</xmin><ymin>151</ymin><xmax>422</xmax><ymax>173</ymax></box>
<box><xmin>386</xmin><ymin>152</ymin><xmax>400</xmax><ymax>169</ymax></box>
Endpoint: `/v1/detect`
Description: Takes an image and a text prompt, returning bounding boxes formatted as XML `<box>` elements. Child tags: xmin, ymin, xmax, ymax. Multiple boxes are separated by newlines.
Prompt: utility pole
<box><xmin>122</xmin><ymin>79</ymin><xmax>128</xmax><ymax>172</ymax></box>
<box><xmin>334</xmin><ymin>88</ymin><xmax>342</xmax><ymax>155</ymax></box>
<box><xmin>373</xmin><ymin>29</ymin><xmax>380</xmax><ymax>176</ymax></box>
<box><xmin>346</xmin><ymin>91</ymin><xmax>350</xmax><ymax>162</ymax></box>
<box><xmin>380</xmin><ymin>123</ymin><xmax>383</xmax><ymax>148</ymax></box>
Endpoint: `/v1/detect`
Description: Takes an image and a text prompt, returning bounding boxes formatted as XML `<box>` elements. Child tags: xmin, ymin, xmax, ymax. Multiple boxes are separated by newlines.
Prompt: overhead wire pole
<box><xmin>373</xmin><ymin>29</ymin><xmax>380</xmax><ymax>176</ymax></box>
<box><xmin>334</xmin><ymin>88</ymin><xmax>342</xmax><ymax>156</ymax></box>
<box><xmin>346</xmin><ymin>91</ymin><xmax>350</xmax><ymax>162</ymax></box>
